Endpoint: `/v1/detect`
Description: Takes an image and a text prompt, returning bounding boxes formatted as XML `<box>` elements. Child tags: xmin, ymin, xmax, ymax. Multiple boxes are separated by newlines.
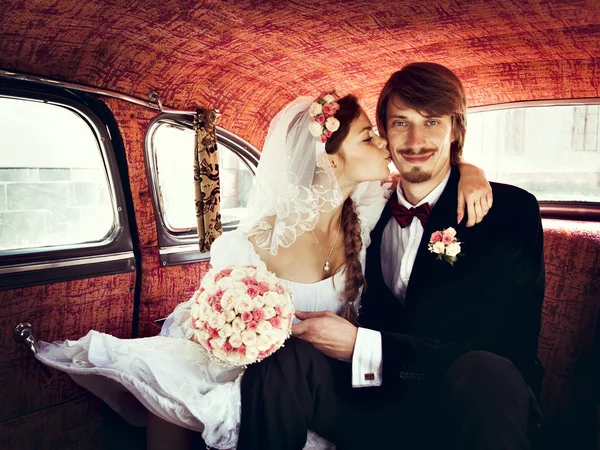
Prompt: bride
<box><xmin>36</xmin><ymin>91</ymin><xmax>490</xmax><ymax>449</ymax></box>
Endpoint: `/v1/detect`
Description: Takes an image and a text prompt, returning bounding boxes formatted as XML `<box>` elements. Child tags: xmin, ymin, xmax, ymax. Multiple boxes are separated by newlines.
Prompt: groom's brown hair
<box><xmin>376</xmin><ymin>62</ymin><xmax>467</xmax><ymax>166</ymax></box>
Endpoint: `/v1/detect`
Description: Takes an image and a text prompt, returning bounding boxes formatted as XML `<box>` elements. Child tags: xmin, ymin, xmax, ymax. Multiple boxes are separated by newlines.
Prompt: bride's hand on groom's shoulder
<box><xmin>292</xmin><ymin>310</ymin><xmax>358</xmax><ymax>360</ymax></box>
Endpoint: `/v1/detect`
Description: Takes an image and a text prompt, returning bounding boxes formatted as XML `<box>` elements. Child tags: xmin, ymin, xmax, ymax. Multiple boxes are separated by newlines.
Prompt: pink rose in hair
<box><xmin>246</xmin><ymin>285</ymin><xmax>259</xmax><ymax>298</ymax></box>
<box><xmin>430</xmin><ymin>231</ymin><xmax>442</xmax><ymax>243</ymax></box>
<box><xmin>331</xmin><ymin>101</ymin><xmax>340</xmax><ymax>111</ymax></box>
<box><xmin>324</xmin><ymin>130</ymin><xmax>332</xmax><ymax>138</ymax></box>
<box><xmin>320</xmin><ymin>135</ymin><xmax>328</xmax><ymax>143</ymax></box>
<box><xmin>317</xmin><ymin>114</ymin><xmax>326</xmax><ymax>125</ymax></box>
<box><xmin>252</xmin><ymin>308</ymin><xmax>265</xmax><ymax>322</ymax></box>
<box><xmin>322</xmin><ymin>103</ymin><xmax>334</xmax><ymax>114</ymax></box>
<box><xmin>241</xmin><ymin>311</ymin><xmax>253</xmax><ymax>323</ymax></box>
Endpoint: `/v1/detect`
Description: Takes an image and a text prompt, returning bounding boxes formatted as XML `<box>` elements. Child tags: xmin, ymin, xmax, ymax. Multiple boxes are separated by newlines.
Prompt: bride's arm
<box><xmin>457</xmin><ymin>162</ymin><xmax>492</xmax><ymax>227</ymax></box>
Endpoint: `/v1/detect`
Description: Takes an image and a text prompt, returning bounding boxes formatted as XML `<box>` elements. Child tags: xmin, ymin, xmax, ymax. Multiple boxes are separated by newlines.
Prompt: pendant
<box><xmin>324</xmin><ymin>259</ymin><xmax>330</xmax><ymax>272</ymax></box>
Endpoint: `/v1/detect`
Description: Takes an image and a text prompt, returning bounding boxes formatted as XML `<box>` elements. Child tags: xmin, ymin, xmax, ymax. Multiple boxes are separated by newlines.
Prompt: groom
<box><xmin>237</xmin><ymin>63</ymin><xmax>545</xmax><ymax>450</ymax></box>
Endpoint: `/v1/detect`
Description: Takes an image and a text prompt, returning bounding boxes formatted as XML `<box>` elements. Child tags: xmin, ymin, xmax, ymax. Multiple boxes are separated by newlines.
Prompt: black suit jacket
<box><xmin>359</xmin><ymin>167</ymin><xmax>545</xmax><ymax>388</ymax></box>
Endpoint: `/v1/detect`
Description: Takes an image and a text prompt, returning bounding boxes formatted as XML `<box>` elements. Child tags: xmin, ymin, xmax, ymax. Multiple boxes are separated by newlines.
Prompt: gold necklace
<box><xmin>310</xmin><ymin>221</ymin><xmax>342</xmax><ymax>272</ymax></box>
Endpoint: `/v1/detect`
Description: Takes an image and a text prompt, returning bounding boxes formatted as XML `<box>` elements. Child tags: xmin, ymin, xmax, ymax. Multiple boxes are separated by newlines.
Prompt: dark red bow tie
<box><xmin>389</xmin><ymin>198</ymin><xmax>432</xmax><ymax>228</ymax></box>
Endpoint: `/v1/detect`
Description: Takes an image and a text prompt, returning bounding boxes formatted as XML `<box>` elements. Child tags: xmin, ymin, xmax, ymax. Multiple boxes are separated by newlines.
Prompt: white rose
<box><xmin>245</xmin><ymin>345</ymin><xmax>259</xmax><ymax>362</ymax></box>
<box><xmin>263</xmin><ymin>292</ymin><xmax>279</xmax><ymax>307</ymax></box>
<box><xmin>234</xmin><ymin>294</ymin><xmax>253</xmax><ymax>313</ymax></box>
<box><xmin>218</xmin><ymin>323</ymin><xmax>234</xmax><ymax>338</ymax></box>
<box><xmin>201</xmin><ymin>277</ymin><xmax>216</xmax><ymax>293</ymax></box>
<box><xmin>322</xmin><ymin>94</ymin><xmax>335</xmax><ymax>103</ymax></box>
<box><xmin>213</xmin><ymin>349</ymin><xmax>227</xmax><ymax>360</ymax></box>
<box><xmin>309</xmin><ymin>102</ymin><xmax>323</xmax><ymax>117</ymax></box>
<box><xmin>224</xmin><ymin>309</ymin><xmax>237</xmax><ymax>323</ymax></box>
<box><xmin>220</xmin><ymin>292</ymin><xmax>236</xmax><ymax>311</ymax></box>
<box><xmin>229</xmin><ymin>332</ymin><xmax>243</xmax><ymax>348</ymax></box>
<box><xmin>444</xmin><ymin>227</ymin><xmax>457</xmax><ymax>238</ymax></box>
<box><xmin>232</xmin><ymin>316</ymin><xmax>246</xmax><ymax>333</ymax></box>
<box><xmin>308</xmin><ymin>120</ymin><xmax>323</xmax><ymax>138</ymax></box>
<box><xmin>190</xmin><ymin>303</ymin><xmax>200</xmax><ymax>319</ymax></box>
<box><xmin>256</xmin><ymin>270</ymin><xmax>278</xmax><ymax>284</ymax></box>
<box><xmin>281</xmin><ymin>303</ymin><xmax>293</xmax><ymax>317</ymax></box>
<box><xmin>217</xmin><ymin>276</ymin><xmax>234</xmax><ymax>290</ymax></box>
<box><xmin>262</xmin><ymin>306</ymin><xmax>276</xmax><ymax>320</ymax></box>
<box><xmin>257</xmin><ymin>320</ymin><xmax>273</xmax><ymax>335</ymax></box>
<box><xmin>432</xmin><ymin>242</ymin><xmax>445</xmax><ymax>254</ymax></box>
<box><xmin>199</xmin><ymin>302</ymin><xmax>212</xmax><ymax>320</ymax></box>
<box><xmin>241</xmin><ymin>330</ymin><xmax>257</xmax><ymax>346</ymax></box>
<box><xmin>244</xmin><ymin>267</ymin><xmax>257</xmax><ymax>278</ymax></box>
<box><xmin>194</xmin><ymin>329</ymin><xmax>210</xmax><ymax>343</ymax></box>
<box><xmin>256</xmin><ymin>334</ymin><xmax>271</xmax><ymax>352</ymax></box>
<box><xmin>230</xmin><ymin>267</ymin><xmax>247</xmax><ymax>281</ymax></box>
<box><xmin>268</xmin><ymin>328</ymin><xmax>286</xmax><ymax>344</ymax></box>
<box><xmin>252</xmin><ymin>296</ymin><xmax>266</xmax><ymax>309</ymax></box>
<box><xmin>445</xmin><ymin>242</ymin><xmax>461</xmax><ymax>257</ymax></box>
<box><xmin>208</xmin><ymin>312</ymin><xmax>226</xmax><ymax>330</ymax></box>
<box><xmin>325</xmin><ymin>117</ymin><xmax>340</xmax><ymax>132</ymax></box>
<box><xmin>210</xmin><ymin>337</ymin><xmax>226</xmax><ymax>349</ymax></box>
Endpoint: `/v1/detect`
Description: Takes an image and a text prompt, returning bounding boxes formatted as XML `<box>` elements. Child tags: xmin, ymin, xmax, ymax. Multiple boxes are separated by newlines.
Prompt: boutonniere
<box><xmin>428</xmin><ymin>227</ymin><xmax>462</xmax><ymax>266</ymax></box>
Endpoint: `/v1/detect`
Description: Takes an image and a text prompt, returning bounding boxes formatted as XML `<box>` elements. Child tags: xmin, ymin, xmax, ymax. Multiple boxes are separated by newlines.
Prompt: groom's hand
<box><xmin>292</xmin><ymin>310</ymin><xmax>358</xmax><ymax>360</ymax></box>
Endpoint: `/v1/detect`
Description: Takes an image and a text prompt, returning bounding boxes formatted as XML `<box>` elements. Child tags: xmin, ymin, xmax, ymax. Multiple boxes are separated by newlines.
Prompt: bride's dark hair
<box><xmin>325</xmin><ymin>94</ymin><xmax>365</xmax><ymax>325</ymax></box>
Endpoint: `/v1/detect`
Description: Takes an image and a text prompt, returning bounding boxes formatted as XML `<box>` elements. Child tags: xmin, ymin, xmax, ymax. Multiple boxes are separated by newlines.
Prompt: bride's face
<box><xmin>334</xmin><ymin>109</ymin><xmax>391</xmax><ymax>185</ymax></box>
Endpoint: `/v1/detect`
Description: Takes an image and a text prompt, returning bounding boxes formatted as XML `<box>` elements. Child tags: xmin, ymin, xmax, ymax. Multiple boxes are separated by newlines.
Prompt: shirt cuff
<box><xmin>351</xmin><ymin>327</ymin><xmax>382</xmax><ymax>388</ymax></box>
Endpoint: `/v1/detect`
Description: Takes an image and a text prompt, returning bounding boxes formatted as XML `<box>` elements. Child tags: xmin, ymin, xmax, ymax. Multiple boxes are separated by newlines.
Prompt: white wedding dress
<box><xmin>36</xmin><ymin>181</ymin><xmax>388</xmax><ymax>449</ymax></box>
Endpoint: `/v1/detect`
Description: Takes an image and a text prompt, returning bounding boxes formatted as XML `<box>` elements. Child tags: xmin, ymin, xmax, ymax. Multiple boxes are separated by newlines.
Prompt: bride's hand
<box><xmin>457</xmin><ymin>163</ymin><xmax>493</xmax><ymax>227</ymax></box>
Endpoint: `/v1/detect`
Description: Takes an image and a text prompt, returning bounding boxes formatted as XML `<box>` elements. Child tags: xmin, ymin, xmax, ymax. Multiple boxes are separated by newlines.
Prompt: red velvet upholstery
<box><xmin>538</xmin><ymin>219</ymin><xmax>600</xmax><ymax>420</ymax></box>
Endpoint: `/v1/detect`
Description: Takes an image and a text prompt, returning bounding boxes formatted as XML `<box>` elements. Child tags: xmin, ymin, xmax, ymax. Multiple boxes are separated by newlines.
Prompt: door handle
<box><xmin>13</xmin><ymin>322</ymin><xmax>52</xmax><ymax>378</ymax></box>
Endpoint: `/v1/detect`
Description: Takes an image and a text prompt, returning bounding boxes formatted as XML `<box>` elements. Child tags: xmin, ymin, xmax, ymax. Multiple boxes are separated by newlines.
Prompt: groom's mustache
<box><xmin>396</xmin><ymin>147</ymin><xmax>438</xmax><ymax>156</ymax></box>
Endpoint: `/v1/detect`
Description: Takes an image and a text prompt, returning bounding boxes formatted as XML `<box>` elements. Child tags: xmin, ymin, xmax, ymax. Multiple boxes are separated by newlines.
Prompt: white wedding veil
<box><xmin>238</xmin><ymin>96</ymin><xmax>343</xmax><ymax>255</ymax></box>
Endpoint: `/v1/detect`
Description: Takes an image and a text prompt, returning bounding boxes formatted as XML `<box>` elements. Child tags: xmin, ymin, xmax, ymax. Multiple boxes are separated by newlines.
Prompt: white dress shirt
<box><xmin>351</xmin><ymin>170</ymin><xmax>451</xmax><ymax>387</ymax></box>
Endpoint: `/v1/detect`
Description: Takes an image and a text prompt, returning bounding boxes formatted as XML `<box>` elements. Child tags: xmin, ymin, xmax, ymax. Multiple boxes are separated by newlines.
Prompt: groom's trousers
<box><xmin>237</xmin><ymin>337</ymin><xmax>538</xmax><ymax>450</ymax></box>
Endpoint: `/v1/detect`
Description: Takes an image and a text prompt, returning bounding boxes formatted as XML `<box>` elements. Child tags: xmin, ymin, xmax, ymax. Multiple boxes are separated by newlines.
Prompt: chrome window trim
<box><xmin>144</xmin><ymin>113</ymin><xmax>259</xmax><ymax>265</ymax></box>
<box><xmin>0</xmin><ymin>81</ymin><xmax>135</xmax><ymax>288</ymax></box>
<box><xmin>0</xmin><ymin>251</ymin><xmax>135</xmax><ymax>274</ymax></box>
<box><xmin>467</xmin><ymin>98</ymin><xmax>600</xmax><ymax>221</ymax></box>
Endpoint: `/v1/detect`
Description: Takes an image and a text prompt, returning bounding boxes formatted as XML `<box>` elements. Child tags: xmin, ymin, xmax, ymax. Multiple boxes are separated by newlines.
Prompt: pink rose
<box><xmin>206</xmin><ymin>339</ymin><xmax>213</xmax><ymax>350</ymax></box>
<box><xmin>331</xmin><ymin>101</ymin><xmax>340</xmax><ymax>111</ymax></box>
<box><xmin>213</xmin><ymin>289</ymin><xmax>223</xmax><ymax>299</ymax></box>
<box><xmin>274</xmin><ymin>306</ymin><xmax>282</xmax><ymax>317</ymax></box>
<box><xmin>242</xmin><ymin>277</ymin><xmax>258</xmax><ymax>286</ymax></box>
<box><xmin>207</xmin><ymin>297</ymin><xmax>214</xmax><ymax>306</ymax></box>
<box><xmin>258</xmin><ymin>351</ymin><xmax>268</xmax><ymax>360</ymax></box>
<box><xmin>213</xmin><ymin>302</ymin><xmax>223</xmax><ymax>313</ymax></box>
<box><xmin>247</xmin><ymin>321</ymin><xmax>258</xmax><ymax>331</ymax></box>
<box><xmin>246</xmin><ymin>285</ymin><xmax>259</xmax><ymax>298</ymax></box>
<box><xmin>191</xmin><ymin>319</ymin><xmax>198</xmax><ymax>329</ymax></box>
<box><xmin>268</xmin><ymin>344</ymin><xmax>276</xmax><ymax>353</ymax></box>
<box><xmin>276</xmin><ymin>285</ymin><xmax>285</xmax><ymax>295</ymax></box>
<box><xmin>241</xmin><ymin>311</ymin><xmax>253</xmax><ymax>323</ymax></box>
<box><xmin>317</xmin><ymin>114</ymin><xmax>326</xmax><ymax>125</ymax></box>
<box><xmin>430</xmin><ymin>231</ymin><xmax>442</xmax><ymax>243</ymax></box>
<box><xmin>220</xmin><ymin>268</ymin><xmax>233</xmax><ymax>276</ymax></box>
<box><xmin>214</xmin><ymin>273</ymin><xmax>224</xmax><ymax>282</ymax></box>
<box><xmin>203</xmin><ymin>322</ymin><xmax>210</xmax><ymax>331</ymax></box>
<box><xmin>209</xmin><ymin>328</ymin><xmax>219</xmax><ymax>339</ymax></box>
<box><xmin>322</xmin><ymin>103</ymin><xmax>334</xmax><ymax>114</ymax></box>
<box><xmin>442</xmin><ymin>234</ymin><xmax>453</xmax><ymax>245</ymax></box>
<box><xmin>222</xmin><ymin>341</ymin><xmax>233</xmax><ymax>353</ymax></box>
<box><xmin>258</xmin><ymin>282</ymin><xmax>270</xmax><ymax>295</ymax></box>
<box><xmin>324</xmin><ymin>130</ymin><xmax>332</xmax><ymax>138</ymax></box>
<box><xmin>252</xmin><ymin>309</ymin><xmax>265</xmax><ymax>322</ymax></box>
<box><xmin>320</xmin><ymin>134</ymin><xmax>328</xmax><ymax>143</ymax></box>
<box><xmin>236</xmin><ymin>344</ymin><xmax>246</xmax><ymax>355</ymax></box>
<box><xmin>269</xmin><ymin>317</ymin><xmax>281</xmax><ymax>328</ymax></box>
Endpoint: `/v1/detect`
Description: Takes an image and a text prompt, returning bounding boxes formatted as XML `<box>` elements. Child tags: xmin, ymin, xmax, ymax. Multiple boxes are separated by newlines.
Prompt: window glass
<box><xmin>463</xmin><ymin>104</ymin><xmax>600</xmax><ymax>202</ymax></box>
<box><xmin>0</xmin><ymin>97</ymin><xmax>115</xmax><ymax>251</ymax></box>
<box><xmin>153</xmin><ymin>123</ymin><xmax>253</xmax><ymax>232</ymax></box>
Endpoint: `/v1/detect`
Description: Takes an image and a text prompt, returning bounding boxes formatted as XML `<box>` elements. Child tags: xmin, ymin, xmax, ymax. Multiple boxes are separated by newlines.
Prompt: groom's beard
<box><xmin>396</xmin><ymin>147</ymin><xmax>438</xmax><ymax>184</ymax></box>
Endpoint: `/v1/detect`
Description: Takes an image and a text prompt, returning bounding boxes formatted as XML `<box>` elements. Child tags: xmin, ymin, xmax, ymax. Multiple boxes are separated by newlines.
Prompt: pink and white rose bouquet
<box><xmin>428</xmin><ymin>227</ymin><xmax>462</xmax><ymax>266</ymax></box>
<box><xmin>189</xmin><ymin>265</ymin><xmax>294</xmax><ymax>366</ymax></box>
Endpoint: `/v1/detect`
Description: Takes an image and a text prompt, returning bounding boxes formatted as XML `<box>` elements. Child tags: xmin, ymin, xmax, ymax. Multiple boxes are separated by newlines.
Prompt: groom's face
<box><xmin>385</xmin><ymin>96</ymin><xmax>453</xmax><ymax>185</ymax></box>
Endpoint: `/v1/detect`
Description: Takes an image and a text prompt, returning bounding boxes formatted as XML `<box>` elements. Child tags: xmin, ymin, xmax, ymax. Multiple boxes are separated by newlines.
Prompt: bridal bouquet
<box><xmin>189</xmin><ymin>265</ymin><xmax>294</xmax><ymax>366</ymax></box>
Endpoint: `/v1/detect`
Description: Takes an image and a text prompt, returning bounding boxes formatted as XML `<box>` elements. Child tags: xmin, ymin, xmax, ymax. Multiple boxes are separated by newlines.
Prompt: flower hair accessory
<box><xmin>308</xmin><ymin>90</ymin><xmax>341</xmax><ymax>143</ymax></box>
<box><xmin>428</xmin><ymin>227</ymin><xmax>462</xmax><ymax>266</ymax></box>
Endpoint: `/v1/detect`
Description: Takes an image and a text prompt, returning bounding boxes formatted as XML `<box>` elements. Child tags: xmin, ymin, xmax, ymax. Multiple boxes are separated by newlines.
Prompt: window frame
<box><xmin>144</xmin><ymin>113</ymin><xmax>259</xmax><ymax>266</ymax></box>
<box><xmin>0</xmin><ymin>81</ymin><xmax>135</xmax><ymax>289</ymax></box>
<box><xmin>467</xmin><ymin>98</ymin><xmax>600</xmax><ymax>221</ymax></box>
